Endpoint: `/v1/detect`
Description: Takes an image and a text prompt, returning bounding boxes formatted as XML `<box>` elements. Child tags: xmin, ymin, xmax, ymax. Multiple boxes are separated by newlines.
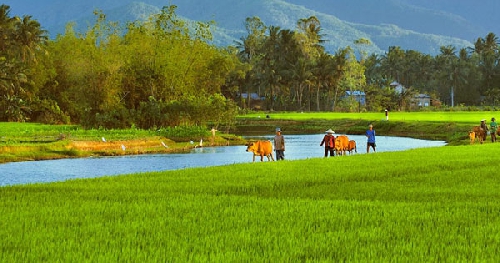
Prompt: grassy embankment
<box><xmin>0</xmin><ymin>122</ymin><xmax>244</xmax><ymax>164</ymax></box>
<box><xmin>1</xmin><ymin>140</ymin><xmax>500</xmax><ymax>261</ymax></box>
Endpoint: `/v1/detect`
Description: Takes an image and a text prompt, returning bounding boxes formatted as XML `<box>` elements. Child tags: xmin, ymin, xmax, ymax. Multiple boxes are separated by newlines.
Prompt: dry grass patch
<box><xmin>68</xmin><ymin>138</ymin><xmax>177</xmax><ymax>154</ymax></box>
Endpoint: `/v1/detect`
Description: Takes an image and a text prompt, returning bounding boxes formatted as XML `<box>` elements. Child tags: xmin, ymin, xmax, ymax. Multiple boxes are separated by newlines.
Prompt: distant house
<box><xmin>390</xmin><ymin>81</ymin><xmax>405</xmax><ymax>94</ymax></box>
<box><xmin>239</xmin><ymin>92</ymin><xmax>264</xmax><ymax>100</ymax></box>
<box><xmin>345</xmin><ymin>90</ymin><xmax>366</xmax><ymax>105</ymax></box>
<box><xmin>413</xmin><ymin>94</ymin><xmax>431</xmax><ymax>107</ymax></box>
<box><xmin>239</xmin><ymin>92</ymin><xmax>266</xmax><ymax>110</ymax></box>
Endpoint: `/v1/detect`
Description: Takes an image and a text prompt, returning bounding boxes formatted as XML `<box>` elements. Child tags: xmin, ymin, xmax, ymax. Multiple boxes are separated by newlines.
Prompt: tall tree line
<box><xmin>2</xmin><ymin>4</ymin><xmax>500</xmax><ymax>129</ymax></box>
<box><xmin>231</xmin><ymin>18</ymin><xmax>500</xmax><ymax>112</ymax></box>
<box><xmin>1</xmin><ymin>5</ymin><xmax>238</xmax><ymax>128</ymax></box>
<box><xmin>1</xmin><ymin>5</ymin><xmax>48</xmax><ymax>122</ymax></box>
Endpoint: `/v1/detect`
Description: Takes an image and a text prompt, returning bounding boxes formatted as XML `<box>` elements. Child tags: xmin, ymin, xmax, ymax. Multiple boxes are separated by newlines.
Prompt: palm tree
<box><xmin>287</xmin><ymin>57</ymin><xmax>312</xmax><ymax>111</ymax></box>
<box><xmin>380</xmin><ymin>46</ymin><xmax>406</xmax><ymax>84</ymax></box>
<box><xmin>434</xmin><ymin>45</ymin><xmax>471</xmax><ymax>106</ymax></box>
<box><xmin>13</xmin><ymin>15</ymin><xmax>48</xmax><ymax>63</ymax></box>
<box><xmin>234</xmin><ymin>16</ymin><xmax>266</xmax><ymax>109</ymax></box>
<box><xmin>354</xmin><ymin>38</ymin><xmax>372</xmax><ymax>62</ymax></box>
<box><xmin>313</xmin><ymin>53</ymin><xmax>335</xmax><ymax>111</ymax></box>
<box><xmin>330</xmin><ymin>47</ymin><xmax>350</xmax><ymax>111</ymax></box>
<box><xmin>0</xmin><ymin>5</ymin><xmax>17</xmax><ymax>53</ymax></box>
<box><xmin>483</xmin><ymin>33</ymin><xmax>499</xmax><ymax>53</ymax></box>
<box><xmin>296</xmin><ymin>16</ymin><xmax>325</xmax><ymax>60</ymax></box>
<box><xmin>470</xmin><ymin>33</ymin><xmax>500</xmax><ymax>99</ymax></box>
<box><xmin>234</xmin><ymin>16</ymin><xmax>266</xmax><ymax>63</ymax></box>
<box><xmin>258</xmin><ymin>26</ymin><xmax>282</xmax><ymax>110</ymax></box>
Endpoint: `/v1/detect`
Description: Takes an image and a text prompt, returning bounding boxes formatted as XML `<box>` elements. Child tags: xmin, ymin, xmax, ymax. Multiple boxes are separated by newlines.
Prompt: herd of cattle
<box><xmin>245</xmin><ymin>135</ymin><xmax>357</xmax><ymax>162</ymax></box>
<box><xmin>330</xmin><ymin>135</ymin><xmax>357</xmax><ymax>156</ymax></box>
<box><xmin>469</xmin><ymin>126</ymin><xmax>500</xmax><ymax>144</ymax></box>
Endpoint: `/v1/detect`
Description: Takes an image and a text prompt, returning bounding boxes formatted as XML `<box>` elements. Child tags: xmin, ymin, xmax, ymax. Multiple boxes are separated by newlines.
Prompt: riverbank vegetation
<box><xmin>2</xmin><ymin>143</ymin><xmax>500</xmax><ymax>261</ymax></box>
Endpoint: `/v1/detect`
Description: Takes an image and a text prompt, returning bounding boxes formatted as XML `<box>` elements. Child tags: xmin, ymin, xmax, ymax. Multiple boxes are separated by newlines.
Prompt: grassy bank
<box><xmin>1</xmin><ymin>143</ymin><xmax>500</xmax><ymax>261</ymax></box>
<box><xmin>0</xmin><ymin>122</ymin><xmax>244</xmax><ymax>163</ymax></box>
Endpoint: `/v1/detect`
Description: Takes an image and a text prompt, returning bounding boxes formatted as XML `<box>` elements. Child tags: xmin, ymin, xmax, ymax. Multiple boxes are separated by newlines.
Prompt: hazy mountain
<box><xmin>3</xmin><ymin>0</ymin><xmax>498</xmax><ymax>55</ymax></box>
<box><xmin>286</xmin><ymin>0</ymin><xmax>497</xmax><ymax>42</ymax></box>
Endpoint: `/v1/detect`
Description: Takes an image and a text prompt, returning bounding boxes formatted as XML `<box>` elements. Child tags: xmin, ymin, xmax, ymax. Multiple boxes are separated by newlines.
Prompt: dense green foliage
<box><xmin>2</xmin><ymin>4</ymin><xmax>500</xmax><ymax>129</ymax></box>
<box><xmin>1</xmin><ymin>5</ymin><xmax>239</xmax><ymax>129</ymax></box>
<box><xmin>2</xmin><ymin>144</ymin><xmax>500</xmax><ymax>261</ymax></box>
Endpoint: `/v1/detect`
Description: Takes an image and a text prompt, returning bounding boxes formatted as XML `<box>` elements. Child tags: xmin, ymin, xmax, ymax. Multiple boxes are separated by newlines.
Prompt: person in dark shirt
<box><xmin>274</xmin><ymin>127</ymin><xmax>285</xmax><ymax>160</ymax></box>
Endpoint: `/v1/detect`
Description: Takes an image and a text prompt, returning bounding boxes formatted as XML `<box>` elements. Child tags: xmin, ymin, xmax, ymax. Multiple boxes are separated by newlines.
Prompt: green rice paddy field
<box><xmin>1</xmin><ymin>112</ymin><xmax>500</xmax><ymax>261</ymax></box>
<box><xmin>239</xmin><ymin>111</ymin><xmax>494</xmax><ymax>124</ymax></box>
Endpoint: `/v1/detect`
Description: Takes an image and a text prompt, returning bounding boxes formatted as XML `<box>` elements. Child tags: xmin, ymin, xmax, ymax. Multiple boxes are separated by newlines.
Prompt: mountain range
<box><xmin>3</xmin><ymin>0</ymin><xmax>499</xmax><ymax>55</ymax></box>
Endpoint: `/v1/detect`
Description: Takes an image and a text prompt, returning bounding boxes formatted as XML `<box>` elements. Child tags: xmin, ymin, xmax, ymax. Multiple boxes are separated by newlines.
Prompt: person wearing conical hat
<box><xmin>320</xmin><ymin>129</ymin><xmax>336</xmax><ymax>157</ymax></box>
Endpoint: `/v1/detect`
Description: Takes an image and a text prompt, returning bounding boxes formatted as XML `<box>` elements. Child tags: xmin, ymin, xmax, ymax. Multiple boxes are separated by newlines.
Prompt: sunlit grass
<box><xmin>238</xmin><ymin>111</ymin><xmax>500</xmax><ymax>124</ymax></box>
<box><xmin>1</xmin><ymin>143</ymin><xmax>500</xmax><ymax>261</ymax></box>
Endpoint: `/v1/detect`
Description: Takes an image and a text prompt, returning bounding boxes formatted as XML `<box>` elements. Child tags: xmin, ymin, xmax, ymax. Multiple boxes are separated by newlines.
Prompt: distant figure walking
<box><xmin>320</xmin><ymin>129</ymin><xmax>336</xmax><ymax>157</ymax></box>
<box><xmin>385</xmin><ymin>109</ymin><xmax>389</xmax><ymax>121</ymax></box>
<box><xmin>366</xmin><ymin>124</ymin><xmax>376</xmax><ymax>153</ymax></box>
<box><xmin>490</xmin><ymin>117</ymin><xmax>498</xmax><ymax>142</ymax></box>
<box><xmin>274</xmin><ymin>127</ymin><xmax>285</xmax><ymax>160</ymax></box>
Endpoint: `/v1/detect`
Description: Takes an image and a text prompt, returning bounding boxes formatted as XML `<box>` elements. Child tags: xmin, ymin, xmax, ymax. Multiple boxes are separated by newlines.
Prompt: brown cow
<box><xmin>347</xmin><ymin>140</ymin><xmax>357</xmax><ymax>154</ymax></box>
<box><xmin>334</xmin><ymin>135</ymin><xmax>349</xmax><ymax>156</ymax></box>
<box><xmin>246</xmin><ymin>140</ymin><xmax>275</xmax><ymax>162</ymax></box>
<box><xmin>472</xmin><ymin>126</ymin><xmax>485</xmax><ymax>144</ymax></box>
<box><xmin>468</xmin><ymin>131</ymin><xmax>476</xmax><ymax>144</ymax></box>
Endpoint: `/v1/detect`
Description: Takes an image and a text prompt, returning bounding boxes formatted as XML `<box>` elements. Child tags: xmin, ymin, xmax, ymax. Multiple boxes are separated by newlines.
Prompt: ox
<box><xmin>468</xmin><ymin>131</ymin><xmax>476</xmax><ymax>144</ymax></box>
<box><xmin>472</xmin><ymin>126</ymin><xmax>485</xmax><ymax>144</ymax></box>
<box><xmin>335</xmin><ymin>135</ymin><xmax>349</xmax><ymax>156</ymax></box>
<box><xmin>246</xmin><ymin>140</ymin><xmax>275</xmax><ymax>162</ymax></box>
<box><xmin>347</xmin><ymin>140</ymin><xmax>357</xmax><ymax>154</ymax></box>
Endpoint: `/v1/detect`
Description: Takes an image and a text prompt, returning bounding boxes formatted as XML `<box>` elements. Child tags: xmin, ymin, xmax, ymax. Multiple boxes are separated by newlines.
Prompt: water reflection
<box><xmin>0</xmin><ymin>134</ymin><xmax>446</xmax><ymax>186</ymax></box>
